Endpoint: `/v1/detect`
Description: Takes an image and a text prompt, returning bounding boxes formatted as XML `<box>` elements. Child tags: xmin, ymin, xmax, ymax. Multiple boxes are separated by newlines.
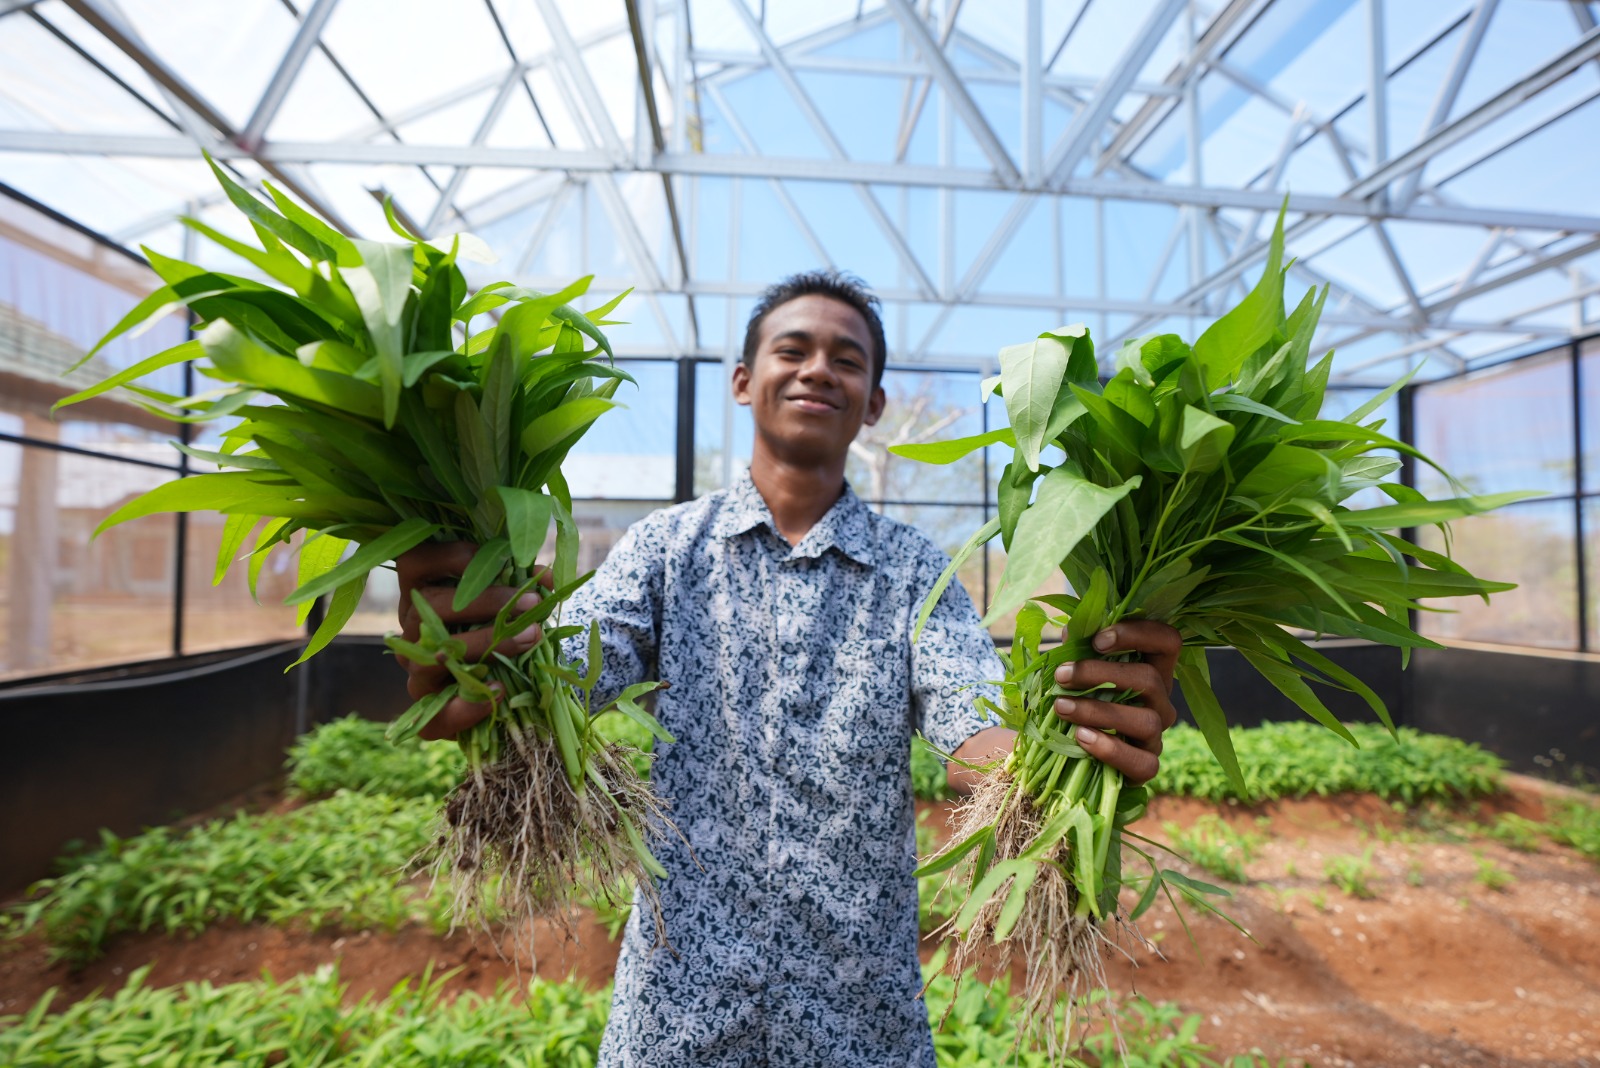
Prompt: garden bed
<box><xmin>5</xmin><ymin>782</ymin><xmax>1598</xmax><ymax>1066</ymax></box>
<box><xmin>5</xmin><ymin>719</ymin><xmax>1599</xmax><ymax>1066</ymax></box>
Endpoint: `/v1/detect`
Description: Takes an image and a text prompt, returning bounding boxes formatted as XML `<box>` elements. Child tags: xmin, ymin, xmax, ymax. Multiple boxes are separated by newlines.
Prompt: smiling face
<box><xmin>732</xmin><ymin>293</ymin><xmax>887</xmax><ymax>470</ymax></box>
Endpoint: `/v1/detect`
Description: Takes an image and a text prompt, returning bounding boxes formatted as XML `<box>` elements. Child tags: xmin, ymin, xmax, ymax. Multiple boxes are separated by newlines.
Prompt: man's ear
<box><xmin>731</xmin><ymin>359</ymin><xmax>753</xmax><ymax>407</ymax></box>
<box><xmin>863</xmin><ymin>384</ymin><xmax>886</xmax><ymax>427</ymax></box>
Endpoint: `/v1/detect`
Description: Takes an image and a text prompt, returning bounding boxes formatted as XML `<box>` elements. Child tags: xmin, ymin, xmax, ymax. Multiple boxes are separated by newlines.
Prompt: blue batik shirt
<box><xmin>563</xmin><ymin>471</ymin><xmax>1001</xmax><ymax>1067</ymax></box>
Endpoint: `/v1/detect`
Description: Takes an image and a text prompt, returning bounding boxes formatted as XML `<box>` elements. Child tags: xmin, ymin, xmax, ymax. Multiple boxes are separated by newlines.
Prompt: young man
<box><xmin>396</xmin><ymin>271</ymin><xmax>1181</xmax><ymax>1066</ymax></box>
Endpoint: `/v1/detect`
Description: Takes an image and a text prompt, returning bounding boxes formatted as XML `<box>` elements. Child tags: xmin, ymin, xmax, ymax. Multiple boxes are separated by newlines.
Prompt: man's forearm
<box><xmin>946</xmin><ymin>726</ymin><xmax>1016</xmax><ymax>795</ymax></box>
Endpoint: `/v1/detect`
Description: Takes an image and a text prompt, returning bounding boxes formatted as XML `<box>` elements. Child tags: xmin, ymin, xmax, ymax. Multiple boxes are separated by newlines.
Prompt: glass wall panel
<box><xmin>1586</xmin><ymin>498</ymin><xmax>1599</xmax><ymax>651</ymax></box>
<box><xmin>1582</xmin><ymin>341</ymin><xmax>1599</xmax><ymax>496</ymax></box>
<box><xmin>564</xmin><ymin>360</ymin><xmax>677</xmax><ymax>500</ymax></box>
<box><xmin>0</xmin><ymin>225</ymin><xmax>189</xmax><ymax>459</ymax></box>
<box><xmin>1417</xmin><ymin>499</ymin><xmax>1578</xmax><ymax>650</ymax></box>
<box><xmin>694</xmin><ymin>360</ymin><xmax>752</xmax><ymax>497</ymax></box>
<box><xmin>846</xmin><ymin>368</ymin><xmax>987</xmax><ymax>506</ymax></box>
<box><xmin>1580</xmin><ymin>495</ymin><xmax>1593</xmax><ymax>645</ymax></box>
<box><xmin>0</xmin><ymin>441</ymin><xmax>178</xmax><ymax>680</ymax></box>
<box><xmin>182</xmin><ymin>518</ymin><xmax>303</xmax><ymax>655</ymax></box>
<box><xmin>1413</xmin><ymin>351</ymin><xmax>1575</xmax><ymax>499</ymax></box>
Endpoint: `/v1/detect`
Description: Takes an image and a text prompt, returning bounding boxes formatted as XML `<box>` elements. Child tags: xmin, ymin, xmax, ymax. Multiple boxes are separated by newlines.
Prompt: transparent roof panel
<box><xmin>0</xmin><ymin>0</ymin><xmax>1595</xmax><ymax>384</ymax></box>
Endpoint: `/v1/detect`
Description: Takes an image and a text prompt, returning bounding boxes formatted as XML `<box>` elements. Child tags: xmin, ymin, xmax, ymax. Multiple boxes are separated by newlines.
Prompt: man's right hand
<box><xmin>394</xmin><ymin>542</ymin><xmax>549</xmax><ymax>741</ymax></box>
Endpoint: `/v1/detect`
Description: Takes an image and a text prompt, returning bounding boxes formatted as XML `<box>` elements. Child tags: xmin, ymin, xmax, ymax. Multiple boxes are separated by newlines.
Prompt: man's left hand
<box><xmin>1054</xmin><ymin>620</ymin><xmax>1182</xmax><ymax>788</ymax></box>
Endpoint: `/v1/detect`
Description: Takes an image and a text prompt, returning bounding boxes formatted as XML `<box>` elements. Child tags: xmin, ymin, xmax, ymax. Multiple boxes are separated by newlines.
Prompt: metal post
<box><xmin>1397</xmin><ymin>376</ymin><xmax>1417</xmax><ymax>724</ymax></box>
<box><xmin>1367</xmin><ymin>0</ymin><xmax>1389</xmax><ymax>195</ymax></box>
<box><xmin>1185</xmin><ymin>2</ymin><xmax>1205</xmax><ymax>301</ymax></box>
<box><xmin>676</xmin><ymin>355</ymin><xmax>697</xmax><ymax>502</ymax></box>
<box><xmin>1574</xmin><ymin>342</ymin><xmax>1589</xmax><ymax>652</ymax></box>
<box><xmin>722</xmin><ymin>177</ymin><xmax>743</xmax><ymax>490</ymax></box>
<box><xmin>172</xmin><ymin>206</ymin><xmax>199</xmax><ymax>657</ymax></box>
<box><xmin>1022</xmin><ymin>0</ymin><xmax>1042</xmax><ymax>184</ymax></box>
<box><xmin>980</xmin><ymin>368</ymin><xmax>991</xmax><ymax>615</ymax></box>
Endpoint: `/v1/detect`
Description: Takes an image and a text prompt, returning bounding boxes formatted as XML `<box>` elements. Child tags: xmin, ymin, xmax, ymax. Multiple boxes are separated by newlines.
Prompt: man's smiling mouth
<box><xmin>787</xmin><ymin>394</ymin><xmax>839</xmax><ymax>412</ymax></box>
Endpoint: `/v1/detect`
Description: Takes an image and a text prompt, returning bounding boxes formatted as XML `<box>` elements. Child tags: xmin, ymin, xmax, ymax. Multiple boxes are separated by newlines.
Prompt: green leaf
<box><xmin>954</xmin><ymin>859</ymin><xmax>1032</xmax><ymax>933</ymax></box>
<box><xmin>914</xmin><ymin>827</ymin><xmax>993</xmax><ymax>878</ymax></box>
<box><xmin>1231</xmin><ymin>634</ymin><xmax>1357</xmax><ymax>746</ymax></box>
<box><xmin>452</xmin><ymin>538</ymin><xmax>511</xmax><ymax>613</ymax></box>
<box><xmin>180</xmin><ymin>215</ymin><xmax>314</xmax><ymax>295</ymax></box>
<box><xmin>1209</xmin><ymin>392</ymin><xmax>1299</xmax><ymax>424</ymax></box>
<box><xmin>1103</xmin><ymin>368</ymin><xmax>1155</xmax><ymax>427</ymax></box>
<box><xmin>1178</xmin><ymin>405</ymin><xmax>1236</xmax><ymax>474</ymax></box>
<box><xmin>521</xmin><ymin>397</ymin><xmax>619</xmax><ymax>457</ymax></box>
<box><xmin>911</xmin><ymin>517</ymin><xmax>1000</xmax><ymax>643</ymax></box>
<box><xmin>203</xmin><ymin>152</ymin><xmax>340</xmax><ymax>263</ymax></box>
<box><xmin>498</xmin><ymin>487</ymin><xmax>556</xmax><ymax>570</ymax></box>
<box><xmin>1193</xmin><ymin>201</ymin><xmax>1287</xmax><ymax>391</ymax></box>
<box><xmin>344</xmin><ymin>239</ymin><xmax>415</xmax><ymax>426</ymax></box>
<box><xmin>294</xmin><ymin>532</ymin><xmax>351</xmax><ymax>626</ymax></box>
<box><xmin>386</xmin><ymin>685</ymin><xmax>458</xmax><ymax>745</ymax></box>
<box><xmin>212</xmin><ymin>513</ymin><xmax>259</xmax><ymax>586</ymax></box>
<box><xmin>983</xmin><ymin>469</ymin><xmax>1141</xmax><ymax>628</ymax></box>
<box><xmin>997</xmin><ymin>460</ymin><xmax>1037</xmax><ymax>553</ymax></box>
<box><xmin>1175</xmin><ymin>648</ymin><xmax>1248</xmax><ymax>797</ymax></box>
<box><xmin>1341</xmin><ymin>359</ymin><xmax>1423</xmax><ymax>424</ymax></box>
<box><xmin>549</xmin><ymin>471</ymin><xmax>579</xmax><ymax>588</ymax></box>
<box><xmin>200</xmin><ymin>321</ymin><xmax>383</xmax><ymax>420</ymax></box>
<box><xmin>583</xmin><ymin>620</ymin><xmax>604</xmax><ymax>692</ymax></box>
<box><xmin>1340</xmin><ymin>491</ymin><xmax>1540</xmax><ymax>530</ymax></box>
<box><xmin>1236</xmin><ymin>444</ymin><xmax>1339</xmax><ymax>502</ymax></box>
<box><xmin>992</xmin><ymin>861</ymin><xmax>1041</xmax><ymax>941</ymax></box>
<box><xmin>52</xmin><ymin>340</ymin><xmax>205</xmax><ymax>414</ymax></box>
<box><xmin>888</xmin><ymin>427</ymin><xmax>1016</xmax><ymax>464</ymax></box>
<box><xmin>999</xmin><ymin>336</ymin><xmax>1072</xmax><ymax>471</ymax></box>
<box><xmin>93</xmin><ymin>471</ymin><xmax>278</xmax><ymax>536</ymax></box>
<box><xmin>288</xmin><ymin>572</ymin><xmax>367</xmax><ymax>669</ymax></box>
<box><xmin>284</xmin><ymin>518</ymin><xmax>441</xmax><ymax>606</ymax></box>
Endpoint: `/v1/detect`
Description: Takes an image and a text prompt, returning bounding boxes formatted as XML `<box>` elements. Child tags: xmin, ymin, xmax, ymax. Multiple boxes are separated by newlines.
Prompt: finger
<box><xmin>395</xmin><ymin>541</ymin><xmax>479</xmax><ymax>591</ymax></box>
<box><xmin>1054</xmin><ymin>697</ymin><xmax>1165</xmax><ymax>749</ymax></box>
<box><xmin>405</xmin><ymin>586</ymin><xmax>542</xmax><ymax>636</ymax></box>
<box><xmin>1091</xmin><ymin>621</ymin><xmax>1182</xmax><ymax>688</ymax></box>
<box><xmin>417</xmin><ymin>692</ymin><xmax>496</xmax><ymax>742</ymax></box>
<box><xmin>1056</xmin><ymin>660</ymin><xmax>1179</xmax><ymax>732</ymax></box>
<box><xmin>1073</xmin><ymin>725</ymin><xmax>1161</xmax><ymax>786</ymax></box>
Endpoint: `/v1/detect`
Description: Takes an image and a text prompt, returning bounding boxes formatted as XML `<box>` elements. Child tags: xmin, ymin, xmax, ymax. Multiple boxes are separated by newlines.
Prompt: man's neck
<box><xmin>746</xmin><ymin>448</ymin><xmax>846</xmax><ymax>548</ymax></box>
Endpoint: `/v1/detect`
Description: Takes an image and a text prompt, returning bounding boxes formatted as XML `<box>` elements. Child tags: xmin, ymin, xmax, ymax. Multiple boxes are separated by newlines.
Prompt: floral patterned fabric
<box><xmin>563</xmin><ymin>471</ymin><xmax>1000</xmax><ymax>1067</ymax></box>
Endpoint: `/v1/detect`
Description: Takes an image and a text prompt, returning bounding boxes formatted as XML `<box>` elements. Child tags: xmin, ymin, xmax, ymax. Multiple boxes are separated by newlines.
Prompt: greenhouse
<box><xmin>1</xmin><ymin>0</ymin><xmax>1598</xmax><ymax>1063</ymax></box>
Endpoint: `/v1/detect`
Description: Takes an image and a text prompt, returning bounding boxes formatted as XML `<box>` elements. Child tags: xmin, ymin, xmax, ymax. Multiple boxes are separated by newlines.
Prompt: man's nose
<box><xmin>796</xmin><ymin>351</ymin><xmax>838</xmax><ymax>383</ymax></box>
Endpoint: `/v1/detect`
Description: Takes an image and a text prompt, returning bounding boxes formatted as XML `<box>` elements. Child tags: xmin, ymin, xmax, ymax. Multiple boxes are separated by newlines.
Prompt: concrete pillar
<box><xmin>9</xmin><ymin>412</ymin><xmax>57</xmax><ymax>673</ymax></box>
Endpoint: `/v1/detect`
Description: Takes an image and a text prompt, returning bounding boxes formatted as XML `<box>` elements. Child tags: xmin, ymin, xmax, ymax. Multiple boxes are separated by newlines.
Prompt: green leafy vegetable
<box><xmin>56</xmin><ymin>155</ymin><xmax>672</xmax><ymax>951</ymax></box>
<box><xmin>901</xmin><ymin>205</ymin><xmax>1526</xmax><ymax>1055</ymax></box>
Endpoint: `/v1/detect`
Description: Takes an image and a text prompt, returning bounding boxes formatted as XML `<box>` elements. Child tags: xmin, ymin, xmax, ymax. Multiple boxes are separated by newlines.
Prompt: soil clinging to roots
<box><xmin>930</xmin><ymin>767</ymin><xmax>1133</xmax><ymax>1060</ymax></box>
<box><xmin>426</xmin><ymin>727</ymin><xmax>674</xmax><ymax>964</ymax></box>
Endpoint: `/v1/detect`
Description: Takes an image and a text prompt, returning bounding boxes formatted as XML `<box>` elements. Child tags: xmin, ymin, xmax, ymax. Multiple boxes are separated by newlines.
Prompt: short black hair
<box><xmin>741</xmin><ymin>269</ymin><xmax>887</xmax><ymax>390</ymax></box>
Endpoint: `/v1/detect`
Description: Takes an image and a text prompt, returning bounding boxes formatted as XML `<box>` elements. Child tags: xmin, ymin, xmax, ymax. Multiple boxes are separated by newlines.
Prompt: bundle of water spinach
<box><xmin>894</xmin><ymin>210</ymin><xmax>1527</xmax><ymax>1055</ymax></box>
<box><xmin>55</xmin><ymin>155</ymin><xmax>674</xmax><ymax>947</ymax></box>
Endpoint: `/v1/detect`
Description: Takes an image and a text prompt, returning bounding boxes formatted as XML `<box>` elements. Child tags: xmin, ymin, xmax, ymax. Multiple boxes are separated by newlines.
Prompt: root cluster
<box><xmin>929</xmin><ymin>768</ymin><xmax>1132</xmax><ymax>1060</ymax></box>
<box><xmin>424</xmin><ymin>726</ymin><xmax>673</xmax><ymax>960</ymax></box>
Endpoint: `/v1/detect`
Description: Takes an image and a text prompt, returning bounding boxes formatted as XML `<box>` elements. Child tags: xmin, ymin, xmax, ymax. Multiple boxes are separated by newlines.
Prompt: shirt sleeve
<box><xmin>558</xmin><ymin>514</ymin><xmax>664</xmax><ymax>708</ymax></box>
<box><xmin>908</xmin><ymin>534</ymin><xmax>1005</xmax><ymax>757</ymax></box>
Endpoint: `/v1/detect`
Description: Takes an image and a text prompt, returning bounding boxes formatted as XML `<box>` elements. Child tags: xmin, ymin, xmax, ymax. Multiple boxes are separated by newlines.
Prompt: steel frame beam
<box><xmin>9</xmin><ymin>0</ymin><xmax>1600</xmax><ymax>383</ymax></box>
<box><xmin>240</xmin><ymin>0</ymin><xmax>340</xmax><ymax>150</ymax></box>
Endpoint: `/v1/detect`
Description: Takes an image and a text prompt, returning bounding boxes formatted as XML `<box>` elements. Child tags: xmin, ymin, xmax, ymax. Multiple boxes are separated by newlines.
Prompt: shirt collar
<box><xmin>711</xmin><ymin>470</ymin><xmax>875</xmax><ymax>567</ymax></box>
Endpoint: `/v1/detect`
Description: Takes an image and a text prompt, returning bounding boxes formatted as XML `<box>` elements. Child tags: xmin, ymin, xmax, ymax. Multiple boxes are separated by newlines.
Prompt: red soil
<box><xmin>4</xmin><ymin>778</ymin><xmax>1598</xmax><ymax>1067</ymax></box>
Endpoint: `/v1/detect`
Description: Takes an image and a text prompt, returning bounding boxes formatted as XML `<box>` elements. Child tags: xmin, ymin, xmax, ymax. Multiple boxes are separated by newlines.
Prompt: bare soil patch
<box><xmin>5</xmin><ymin>781</ymin><xmax>1598</xmax><ymax>1067</ymax></box>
